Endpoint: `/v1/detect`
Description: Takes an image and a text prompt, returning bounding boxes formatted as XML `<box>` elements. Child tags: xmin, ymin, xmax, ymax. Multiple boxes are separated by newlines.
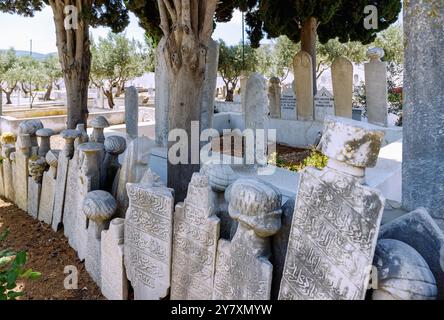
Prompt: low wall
<box><xmin>215</xmin><ymin>101</ymin><xmax>242</xmax><ymax>113</ymax></box>
<box><xmin>0</xmin><ymin>109</ymin><xmax>126</xmax><ymax>134</ymax></box>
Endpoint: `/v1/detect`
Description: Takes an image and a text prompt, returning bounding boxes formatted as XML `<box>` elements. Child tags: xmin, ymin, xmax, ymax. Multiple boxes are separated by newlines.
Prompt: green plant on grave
<box><xmin>0</xmin><ymin>133</ymin><xmax>16</xmax><ymax>145</ymax></box>
<box><xmin>0</xmin><ymin>229</ymin><xmax>41</xmax><ymax>300</ymax></box>
<box><xmin>269</xmin><ymin>148</ymin><xmax>328</xmax><ymax>172</ymax></box>
<box><xmin>0</xmin><ymin>156</ymin><xmax>4</xmax><ymax>165</ymax></box>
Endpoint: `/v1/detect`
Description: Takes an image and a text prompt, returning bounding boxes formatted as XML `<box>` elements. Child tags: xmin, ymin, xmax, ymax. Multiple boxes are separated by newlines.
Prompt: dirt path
<box><xmin>0</xmin><ymin>198</ymin><xmax>103</xmax><ymax>300</ymax></box>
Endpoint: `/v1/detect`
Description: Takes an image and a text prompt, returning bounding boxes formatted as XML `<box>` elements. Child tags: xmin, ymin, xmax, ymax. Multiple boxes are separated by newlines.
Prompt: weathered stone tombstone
<box><xmin>372</xmin><ymin>239</ymin><xmax>437</xmax><ymax>300</ymax></box>
<box><xmin>115</xmin><ymin>136</ymin><xmax>157</xmax><ymax>218</ymax></box>
<box><xmin>100</xmin><ymin>136</ymin><xmax>126</xmax><ymax>192</ymax></box>
<box><xmin>2</xmin><ymin>145</ymin><xmax>15</xmax><ymax>202</ymax></box>
<box><xmin>280</xmin><ymin>87</ymin><xmax>297</xmax><ymax>120</ymax></box>
<box><xmin>170</xmin><ymin>173</ymin><xmax>220</xmax><ymax>300</ymax></box>
<box><xmin>332</xmin><ymin>56</ymin><xmax>353</xmax><ymax>118</ymax></box>
<box><xmin>90</xmin><ymin>116</ymin><xmax>110</xmax><ymax>144</ymax></box>
<box><xmin>15</xmin><ymin>133</ymin><xmax>32</xmax><ymax>211</ymax></box>
<box><xmin>83</xmin><ymin>190</ymin><xmax>117</xmax><ymax>287</ymax></box>
<box><xmin>154</xmin><ymin>37</ymin><xmax>169</xmax><ymax>147</ymax></box>
<box><xmin>240</xmin><ymin>71</ymin><xmax>249</xmax><ymax>113</ymax></box>
<box><xmin>365</xmin><ymin>48</ymin><xmax>388</xmax><ymax>127</ymax></box>
<box><xmin>213</xmin><ymin>178</ymin><xmax>282</xmax><ymax>300</ymax></box>
<box><xmin>38</xmin><ymin>150</ymin><xmax>60</xmax><ymax>225</ymax></box>
<box><xmin>314</xmin><ymin>87</ymin><xmax>335</xmax><ymax>121</ymax></box>
<box><xmin>200</xmin><ymin>39</ymin><xmax>219</xmax><ymax>133</ymax></box>
<box><xmin>279</xmin><ymin>116</ymin><xmax>385</xmax><ymax>300</ymax></box>
<box><xmin>200</xmin><ymin>164</ymin><xmax>238</xmax><ymax>240</ymax></box>
<box><xmin>268</xmin><ymin>77</ymin><xmax>281</xmax><ymax>119</ymax></box>
<box><xmin>101</xmin><ymin>218</ymin><xmax>128</xmax><ymax>300</ymax></box>
<box><xmin>125</xmin><ymin>86</ymin><xmax>139</xmax><ymax>141</ymax></box>
<box><xmin>28</xmin><ymin>156</ymin><xmax>47</xmax><ymax>218</ymax></box>
<box><xmin>293</xmin><ymin>51</ymin><xmax>314</xmax><ymax>121</ymax></box>
<box><xmin>244</xmin><ymin>73</ymin><xmax>269</xmax><ymax>165</ymax></box>
<box><xmin>64</xmin><ymin>142</ymin><xmax>104</xmax><ymax>261</ymax></box>
<box><xmin>52</xmin><ymin>129</ymin><xmax>81</xmax><ymax>232</ymax></box>
<box><xmin>36</xmin><ymin>128</ymin><xmax>55</xmax><ymax>157</ymax></box>
<box><xmin>403</xmin><ymin>0</ymin><xmax>444</xmax><ymax>228</ymax></box>
<box><xmin>124</xmin><ymin>180</ymin><xmax>174</xmax><ymax>300</ymax></box>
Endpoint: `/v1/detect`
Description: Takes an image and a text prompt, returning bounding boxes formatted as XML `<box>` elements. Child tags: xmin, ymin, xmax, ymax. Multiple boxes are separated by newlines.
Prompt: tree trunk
<box><xmin>44</xmin><ymin>84</ymin><xmax>53</xmax><ymax>101</ymax></box>
<box><xmin>226</xmin><ymin>89</ymin><xmax>234</xmax><ymax>102</ymax></box>
<box><xmin>5</xmin><ymin>91</ymin><xmax>12</xmax><ymax>104</ymax></box>
<box><xmin>50</xmin><ymin>1</ymin><xmax>90</xmax><ymax>129</ymax></box>
<box><xmin>115</xmin><ymin>83</ymin><xmax>124</xmax><ymax>97</ymax></box>
<box><xmin>301</xmin><ymin>17</ymin><xmax>318</xmax><ymax>94</ymax></box>
<box><xmin>104</xmin><ymin>89</ymin><xmax>115</xmax><ymax>109</ymax></box>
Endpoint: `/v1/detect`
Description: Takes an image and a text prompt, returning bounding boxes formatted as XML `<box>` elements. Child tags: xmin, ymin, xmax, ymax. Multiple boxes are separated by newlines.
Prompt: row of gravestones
<box><xmin>1</xmin><ymin>115</ymin><xmax>442</xmax><ymax>300</ymax></box>
<box><xmin>267</xmin><ymin>48</ymin><xmax>388</xmax><ymax>127</ymax></box>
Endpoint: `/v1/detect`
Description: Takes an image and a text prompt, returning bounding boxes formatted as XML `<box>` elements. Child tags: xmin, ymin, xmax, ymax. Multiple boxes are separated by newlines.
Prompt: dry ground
<box><xmin>0</xmin><ymin>198</ymin><xmax>103</xmax><ymax>300</ymax></box>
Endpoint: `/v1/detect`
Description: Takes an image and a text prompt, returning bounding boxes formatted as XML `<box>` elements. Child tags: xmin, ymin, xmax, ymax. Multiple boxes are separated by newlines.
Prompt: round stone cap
<box><xmin>61</xmin><ymin>129</ymin><xmax>82</xmax><ymax>140</ymax></box>
<box><xmin>19</xmin><ymin>120</ymin><xmax>44</xmax><ymax>135</ymax></box>
<box><xmin>45</xmin><ymin>149</ymin><xmax>60</xmax><ymax>167</ymax></box>
<box><xmin>201</xmin><ymin>163</ymin><xmax>238</xmax><ymax>192</ymax></box>
<box><xmin>78</xmin><ymin>142</ymin><xmax>104</xmax><ymax>153</ymax></box>
<box><xmin>90</xmin><ymin>116</ymin><xmax>110</xmax><ymax>129</ymax></box>
<box><xmin>367</xmin><ymin>47</ymin><xmax>385</xmax><ymax>61</ymax></box>
<box><xmin>319</xmin><ymin>116</ymin><xmax>384</xmax><ymax>168</ymax></box>
<box><xmin>228</xmin><ymin>178</ymin><xmax>282</xmax><ymax>237</ymax></box>
<box><xmin>83</xmin><ymin>190</ymin><xmax>117</xmax><ymax>222</ymax></box>
<box><xmin>36</xmin><ymin>128</ymin><xmax>55</xmax><ymax>137</ymax></box>
<box><xmin>104</xmin><ymin>136</ymin><xmax>127</xmax><ymax>155</ymax></box>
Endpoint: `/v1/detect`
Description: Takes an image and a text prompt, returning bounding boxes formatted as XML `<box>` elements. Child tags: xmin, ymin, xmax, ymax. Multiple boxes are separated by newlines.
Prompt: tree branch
<box><xmin>158</xmin><ymin>0</ymin><xmax>170</xmax><ymax>37</ymax></box>
<box><xmin>199</xmin><ymin>0</ymin><xmax>217</xmax><ymax>43</ymax></box>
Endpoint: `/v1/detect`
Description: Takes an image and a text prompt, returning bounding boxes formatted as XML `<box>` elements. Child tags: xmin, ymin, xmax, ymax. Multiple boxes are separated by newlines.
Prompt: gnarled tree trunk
<box><xmin>301</xmin><ymin>16</ymin><xmax>318</xmax><ymax>95</ymax></box>
<box><xmin>50</xmin><ymin>0</ymin><xmax>91</xmax><ymax>129</ymax></box>
<box><xmin>104</xmin><ymin>89</ymin><xmax>115</xmax><ymax>109</ymax></box>
<box><xmin>158</xmin><ymin>0</ymin><xmax>218</xmax><ymax>202</ymax></box>
<box><xmin>44</xmin><ymin>83</ymin><xmax>53</xmax><ymax>101</ymax></box>
<box><xmin>5</xmin><ymin>91</ymin><xmax>12</xmax><ymax>104</ymax></box>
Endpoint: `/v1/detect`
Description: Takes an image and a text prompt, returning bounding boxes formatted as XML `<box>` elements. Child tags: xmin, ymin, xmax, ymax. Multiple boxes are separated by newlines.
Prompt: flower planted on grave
<box><xmin>0</xmin><ymin>132</ymin><xmax>16</xmax><ymax>145</ymax></box>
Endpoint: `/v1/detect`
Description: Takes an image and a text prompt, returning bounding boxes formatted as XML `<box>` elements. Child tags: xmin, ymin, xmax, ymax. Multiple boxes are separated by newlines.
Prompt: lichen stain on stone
<box><xmin>344</xmin><ymin>133</ymin><xmax>382</xmax><ymax>166</ymax></box>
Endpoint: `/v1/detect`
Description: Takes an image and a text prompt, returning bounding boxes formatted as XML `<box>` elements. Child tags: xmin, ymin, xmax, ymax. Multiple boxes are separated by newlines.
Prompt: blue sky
<box><xmin>0</xmin><ymin>6</ymin><xmax>246</xmax><ymax>54</ymax></box>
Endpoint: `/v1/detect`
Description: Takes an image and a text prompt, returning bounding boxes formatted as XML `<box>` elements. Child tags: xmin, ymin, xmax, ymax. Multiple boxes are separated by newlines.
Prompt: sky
<box><xmin>0</xmin><ymin>6</ymin><xmax>246</xmax><ymax>54</ymax></box>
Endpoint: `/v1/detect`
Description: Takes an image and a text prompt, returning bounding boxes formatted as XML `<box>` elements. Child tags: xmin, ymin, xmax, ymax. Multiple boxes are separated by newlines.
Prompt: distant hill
<box><xmin>0</xmin><ymin>49</ymin><xmax>57</xmax><ymax>60</ymax></box>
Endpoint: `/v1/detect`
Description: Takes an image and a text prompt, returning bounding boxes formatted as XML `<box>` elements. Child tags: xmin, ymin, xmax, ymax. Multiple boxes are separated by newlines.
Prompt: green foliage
<box><xmin>242</xmin><ymin>0</ymin><xmax>401</xmax><ymax>48</ymax></box>
<box><xmin>269</xmin><ymin>148</ymin><xmax>328</xmax><ymax>172</ymax></box>
<box><xmin>217</xmin><ymin>39</ymin><xmax>257</xmax><ymax>92</ymax></box>
<box><xmin>0</xmin><ymin>229</ymin><xmax>41</xmax><ymax>300</ymax></box>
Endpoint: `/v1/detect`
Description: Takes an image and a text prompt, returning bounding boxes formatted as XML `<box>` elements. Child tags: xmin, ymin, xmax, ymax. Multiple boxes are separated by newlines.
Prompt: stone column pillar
<box><xmin>403</xmin><ymin>0</ymin><xmax>444</xmax><ymax>226</ymax></box>
<box><xmin>332</xmin><ymin>56</ymin><xmax>353</xmax><ymax>118</ymax></box>
<box><xmin>240</xmin><ymin>71</ymin><xmax>248</xmax><ymax>113</ymax></box>
<box><xmin>365</xmin><ymin>48</ymin><xmax>388</xmax><ymax>126</ymax></box>
<box><xmin>200</xmin><ymin>39</ymin><xmax>219</xmax><ymax>133</ymax></box>
<box><xmin>125</xmin><ymin>86</ymin><xmax>139</xmax><ymax>140</ymax></box>
<box><xmin>293</xmin><ymin>51</ymin><xmax>314</xmax><ymax>121</ymax></box>
<box><xmin>90</xmin><ymin>116</ymin><xmax>110</xmax><ymax>144</ymax></box>
<box><xmin>100</xmin><ymin>135</ymin><xmax>126</xmax><ymax>192</ymax></box>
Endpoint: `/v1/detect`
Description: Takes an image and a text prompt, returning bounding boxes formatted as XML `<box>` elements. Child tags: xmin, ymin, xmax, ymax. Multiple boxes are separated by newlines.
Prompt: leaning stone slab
<box><xmin>279</xmin><ymin>116</ymin><xmax>385</xmax><ymax>300</ymax></box>
<box><xmin>15</xmin><ymin>134</ymin><xmax>31</xmax><ymax>211</ymax></box>
<box><xmin>171</xmin><ymin>173</ymin><xmax>220</xmax><ymax>300</ymax></box>
<box><xmin>213</xmin><ymin>179</ymin><xmax>282</xmax><ymax>300</ymax></box>
<box><xmin>27</xmin><ymin>177</ymin><xmax>41</xmax><ymax>219</ymax></box>
<box><xmin>101</xmin><ymin>218</ymin><xmax>128</xmax><ymax>300</ymax></box>
<box><xmin>124</xmin><ymin>182</ymin><xmax>174</xmax><ymax>300</ymax></box>
<box><xmin>2</xmin><ymin>145</ymin><xmax>15</xmax><ymax>202</ymax></box>
<box><xmin>52</xmin><ymin>130</ymin><xmax>81</xmax><ymax>231</ymax></box>
<box><xmin>372</xmin><ymin>239</ymin><xmax>437</xmax><ymax>300</ymax></box>
<box><xmin>38</xmin><ymin>150</ymin><xmax>60</xmax><ymax>225</ymax></box>
<box><xmin>378</xmin><ymin>207</ymin><xmax>444</xmax><ymax>299</ymax></box>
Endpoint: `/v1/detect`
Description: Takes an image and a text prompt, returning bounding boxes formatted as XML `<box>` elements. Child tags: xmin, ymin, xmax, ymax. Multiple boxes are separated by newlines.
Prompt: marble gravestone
<box><xmin>314</xmin><ymin>87</ymin><xmax>335</xmax><ymax>122</ymax></box>
<box><xmin>154</xmin><ymin>37</ymin><xmax>169</xmax><ymax>147</ymax></box>
<box><xmin>268</xmin><ymin>77</ymin><xmax>281</xmax><ymax>119</ymax></box>
<box><xmin>279</xmin><ymin>116</ymin><xmax>386</xmax><ymax>300</ymax></box>
<box><xmin>15</xmin><ymin>134</ymin><xmax>31</xmax><ymax>212</ymax></box>
<box><xmin>365</xmin><ymin>48</ymin><xmax>388</xmax><ymax>127</ymax></box>
<box><xmin>332</xmin><ymin>57</ymin><xmax>353</xmax><ymax>118</ymax></box>
<box><xmin>124</xmin><ymin>181</ymin><xmax>174</xmax><ymax>300</ymax></box>
<box><xmin>280</xmin><ymin>88</ymin><xmax>297</xmax><ymax>120</ymax></box>
<box><xmin>101</xmin><ymin>218</ymin><xmax>128</xmax><ymax>300</ymax></box>
<box><xmin>293</xmin><ymin>51</ymin><xmax>314</xmax><ymax>121</ymax></box>
<box><xmin>170</xmin><ymin>173</ymin><xmax>220</xmax><ymax>300</ymax></box>
<box><xmin>124</xmin><ymin>86</ymin><xmax>139</xmax><ymax>141</ymax></box>
<box><xmin>213</xmin><ymin>179</ymin><xmax>282</xmax><ymax>300</ymax></box>
<box><xmin>52</xmin><ymin>130</ymin><xmax>81</xmax><ymax>231</ymax></box>
<box><xmin>0</xmin><ymin>161</ymin><xmax>4</xmax><ymax>198</ymax></box>
<box><xmin>200</xmin><ymin>39</ymin><xmax>219</xmax><ymax>133</ymax></box>
<box><xmin>38</xmin><ymin>150</ymin><xmax>59</xmax><ymax>225</ymax></box>
<box><xmin>28</xmin><ymin>156</ymin><xmax>47</xmax><ymax>219</ymax></box>
<box><xmin>2</xmin><ymin>145</ymin><xmax>15</xmax><ymax>202</ymax></box>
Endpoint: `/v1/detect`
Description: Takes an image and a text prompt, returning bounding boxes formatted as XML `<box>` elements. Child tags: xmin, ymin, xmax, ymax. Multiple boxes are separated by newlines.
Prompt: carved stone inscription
<box><xmin>124</xmin><ymin>183</ymin><xmax>174</xmax><ymax>300</ymax></box>
<box><xmin>171</xmin><ymin>173</ymin><xmax>220</xmax><ymax>300</ymax></box>
<box><xmin>279</xmin><ymin>167</ymin><xmax>384</xmax><ymax>300</ymax></box>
